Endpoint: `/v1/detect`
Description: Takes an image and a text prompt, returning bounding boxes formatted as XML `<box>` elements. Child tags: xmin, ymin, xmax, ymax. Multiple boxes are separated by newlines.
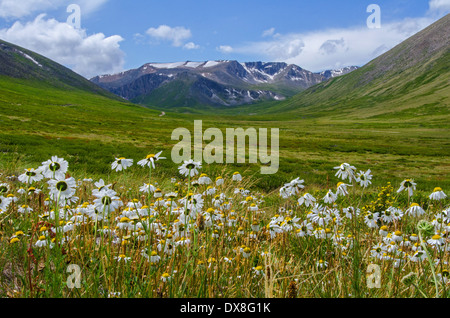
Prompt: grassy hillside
<box><xmin>247</xmin><ymin>14</ymin><xmax>450</xmax><ymax>122</ymax></box>
<box><xmin>1</xmin><ymin>13</ymin><xmax>449</xmax><ymax>194</ymax></box>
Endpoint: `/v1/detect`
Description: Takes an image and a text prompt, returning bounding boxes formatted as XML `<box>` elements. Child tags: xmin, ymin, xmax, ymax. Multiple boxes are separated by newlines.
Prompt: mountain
<box><xmin>257</xmin><ymin>14</ymin><xmax>450</xmax><ymax>121</ymax></box>
<box><xmin>91</xmin><ymin>60</ymin><xmax>357</xmax><ymax>109</ymax></box>
<box><xmin>0</xmin><ymin>39</ymin><xmax>123</xmax><ymax>100</ymax></box>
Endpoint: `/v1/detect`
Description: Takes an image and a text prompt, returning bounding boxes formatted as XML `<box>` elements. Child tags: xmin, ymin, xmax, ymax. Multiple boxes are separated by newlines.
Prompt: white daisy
<box><xmin>429</xmin><ymin>187</ymin><xmax>447</xmax><ymax>201</ymax></box>
<box><xmin>111</xmin><ymin>157</ymin><xmax>133</xmax><ymax>172</ymax></box>
<box><xmin>137</xmin><ymin>151</ymin><xmax>165</xmax><ymax>169</ymax></box>
<box><xmin>397</xmin><ymin>179</ymin><xmax>416</xmax><ymax>197</ymax></box>
<box><xmin>40</xmin><ymin>156</ymin><xmax>69</xmax><ymax>179</ymax></box>
<box><xmin>334</xmin><ymin>163</ymin><xmax>356</xmax><ymax>182</ymax></box>
<box><xmin>178</xmin><ymin>159</ymin><xmax>202</xmax><ymax>177</ymax></box>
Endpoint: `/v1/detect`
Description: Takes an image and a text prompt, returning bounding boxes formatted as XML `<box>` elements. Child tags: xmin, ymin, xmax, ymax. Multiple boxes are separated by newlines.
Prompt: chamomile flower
<box><xmin>364</xmin><ymin>212</ymin><xmax>379</xmax><ymax>228</ymax></box>
<box><xmin>427</xmin><ymin>234</ymin><xmax>445</xmax><ymax>246</ymax></box>
<box><xmin>379</xmin><ymin>225</ymin><xmax>389</xmax><ymax>237</ymax></box>
<box><xmin>405</xmin><ymin>203</ymin><xmax>425</xmax><ymax>217</ymax></box>
<box><xmin>161</xmin><ymin>273</ymin><xmax>172</xmax><ymax>282</ymax></box>
<box><xmin>392</xmin><ymin>230</ymin><xmax>403</xmax><ymax>242</ymax></box>
<box><xmin>47</xmin><ymin>176</ymin><xmax>77</xmax><ymax>203</ymax></box>
<box><xmin>0</xmin><ymin>183</ymin><xmax>10</xmax><ymax>194</ymax></box>
<box><xmin>397</xmin><ymin>179</ymin><xmax>416</xmax><ymax>197</ymax></box>
<box><xmin>215</xmin><ymin>176</ymin><xmax>224</xmax><ymax>186</ymax></box>
<box><xmin>336</xmin><ymin>182</ymin><xmax>352</xmax><ymax>197</ymax></box>
<box><xmin>429</xmin><ymin>187</ymin><xmax>447</xmax><ymax>201</ymax></box>
<box><xmin>232</xmin><ymin>172</ymin><xmax>242</xmax><ymax>181</ymax></box>
<box><xmin>198</xmin><ymin>173</ymin><xmax>212</xmax><ymax>185</ymax></box>
<box><xmin>334</xmin><ymin>163</ymin><xmax>356</xmax><ymax>182</ymax></box>
<box><xmin>297</xmin><ymin>193</ymin><xmax>316</xmax><ymax>207</ymax></box>
<box><xmin>111</xmin><ymin>157</ymin><xmax>133</xmax><ymax>172</ymax></box>
<box><xmin>323</xmin><ymin>190</ymin><xmax>337</xmax><ymax>204</ymax></box>
<box><xmin>355</xmin><ymin>169</ymin><xmax>373</xmax><ymax>188</ymax></box>
<box><xmin>410</xmin><ymin>250</ymin><xmax>427</xmax><ymax>262</ymax></box>
<box><xmin>253</xmin><ymin>265</ymin><xmax>265</xmax><ymax>276</ymax></box>
<box><xmin>316</xmin><ymin>259</ymin><xmax>328</xmax><ymax>269</ymax></box>
<box><xmin>18</xmin><ymin>168</ymin><xmax>44</xmax><ymax>184</ymax></box>
<box><xmin>137</xmin><ymin>151</ymin><xmax>165</xmax><ymax>169</ymax></box>
<box><xmin>93</xmin><ymin>188</ymin><xmax>122</xmax><ymax>213</ymax></box>
<box><xmin>40</xmin><ymin>156</ymin><xmax>69</xmax><ymax>179</ymax></box>
<box><xmin>178</xmin><ymin>159</ymin><xmax>201</xmax><ymax>177</ymax></box>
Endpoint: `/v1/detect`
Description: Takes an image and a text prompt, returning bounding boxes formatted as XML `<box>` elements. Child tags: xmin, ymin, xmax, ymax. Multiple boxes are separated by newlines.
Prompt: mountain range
<box><xmin>0</xmin><ymin>14</ymin><xmax>448</xmax><ymax>121</ymax></box>
<box><xmin>90</xmin><ymin>61</ymin><xmax>358</xmax><ymax>109</ymax></box>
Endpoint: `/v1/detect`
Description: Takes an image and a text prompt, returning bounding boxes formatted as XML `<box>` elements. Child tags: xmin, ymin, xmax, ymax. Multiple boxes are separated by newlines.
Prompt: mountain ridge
<box><xmin>90</xmin><ymin>60</ymin><xmax>358</xmax><ymax>109</ymax></box>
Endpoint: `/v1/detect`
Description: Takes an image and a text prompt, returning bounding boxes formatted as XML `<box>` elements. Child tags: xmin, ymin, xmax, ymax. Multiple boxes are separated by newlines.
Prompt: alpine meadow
<box><xmin>0</xmin><ymin>2</ymin><xmax>449</xmax><ymax>303</ymax></box>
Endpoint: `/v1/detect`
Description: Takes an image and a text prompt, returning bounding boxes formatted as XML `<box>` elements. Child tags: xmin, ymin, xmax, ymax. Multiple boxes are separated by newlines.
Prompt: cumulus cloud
<box><xmin>428</xmin><ymin>0</ymin><xmax>450</xmax><ymax>14</ymax></box>
<box><xmin>146</xmin><ymin>25</ymin><xmax>193</xmax><ymax>47</ymax></box>
<box><xmin>217</xmin><ymin>45</ymin><xmax>233</xmax><ymax>53</ymax></box>
<box><xmin>0</xmin><ymin>0</ymin><xmax>108</xmax><ymax>19</ymax></box>
<box><xmin>183</xmin><ymin>41</ymin><xmax>200</xmax><ymax>50</ymax></box>
<box><xmin>0</xmin><ymin>14</ymin><xmax>125</xmax><ymax>78</ymax></box>
<box><xmin>224</xmin><ymin>17</ymin><xmax>435</xmax><ymax>71</ymax></box>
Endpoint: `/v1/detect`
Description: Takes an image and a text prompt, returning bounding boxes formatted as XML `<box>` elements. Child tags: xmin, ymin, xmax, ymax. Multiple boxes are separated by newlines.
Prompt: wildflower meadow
<box><xmin>0</xmin><ymin>152</ymin><xmax>448</xmax><ymax>299</ymax></box>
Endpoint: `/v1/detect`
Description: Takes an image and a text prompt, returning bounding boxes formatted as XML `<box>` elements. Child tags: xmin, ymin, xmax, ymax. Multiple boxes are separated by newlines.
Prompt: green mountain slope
<box><xmin>253</xmin><ymin>14</ymin><xmax>449</xmax><ymax>123</ymax></box>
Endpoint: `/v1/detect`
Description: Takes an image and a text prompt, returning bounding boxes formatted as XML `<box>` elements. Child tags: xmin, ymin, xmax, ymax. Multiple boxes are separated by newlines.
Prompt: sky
<box><xmin>0</xmin><ymin>0</ymin><xmax>449</xmax><ymax>78</ymax></box>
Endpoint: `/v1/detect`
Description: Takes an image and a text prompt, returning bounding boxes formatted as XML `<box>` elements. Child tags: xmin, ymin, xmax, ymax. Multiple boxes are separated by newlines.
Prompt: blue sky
<box><xmin>0</xmin><ymin>0</ymin><xmax>448</xmax><ymax>77</ymax></box>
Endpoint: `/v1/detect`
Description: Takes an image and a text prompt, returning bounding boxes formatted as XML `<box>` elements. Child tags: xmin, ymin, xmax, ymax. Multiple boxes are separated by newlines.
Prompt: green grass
<box><xmin>1</xmin><ymin>74</ymin><xmax>449</xmax><ymax>194</ymax></box>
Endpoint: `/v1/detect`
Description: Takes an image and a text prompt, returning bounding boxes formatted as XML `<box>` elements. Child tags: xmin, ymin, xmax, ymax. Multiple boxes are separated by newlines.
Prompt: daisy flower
<box><xmin>405</xmin><ymin>203</ymin><xmax>425</xmax><ymax>217</ymax></box>
<box><xmin>355</xmin><ymin>169</ymin><xmax>372</xmax><ymax>188</ymax></box>
<box><xmin>397</xmin><ymin>179</ymin><xmax>416</xmax><ymax>197</ymax></box>
<box><xmin>161</xmin><ymin>273</ymin><xmax>172</xmax><ymax>282</ymax></box>
<box><xmin>178</xmin><ymin>159</ymin><xmax>202</xmax><ymax>177</ymax></box>
<box><xmin>111</xmin><ymin>157</ymin><xmax>133</xmax><ymax>172</ymax></box>
<box><xmin>18</xmin><ymin>168</ymin><xmax>44</xmax><ymax>184</ymax></box>
<box><xmin>47</xmin><ymin>176</ymin><xmax>77</xmax><ymax>203</ymax></box>
<box><xmin>40</xmin><ymin>156</ymin><xmax>69</xmax><ymax>179</ymax></box>
<box><xmin>336</xmin><ymin>182</ymin><xmax>352</xmax><ymax>197</ymax></box>
<box><xmin>364</xmin><ymin>212</ymin><xmax>379</xmax><ymax>228</ymax></box>
<box><xmin>427</xmin><ymin>234</ymin><xmax>445</xmax><ymax>246</ymax></box>
<box><xmin>93</xmin><ymin>188</ymin><xmax>122</xmax><ymax>213</ymax></box>
<box><xmin>316</xmin><ymin>259</ymin><xmax>328</xmax><ymax>269</ymax></box>
<box><xmin>253</xmin><ymin>266</ymin><xmax>265</xmax><ymax>276</ymax></box>
<box><xmin>137</xmin><ymin>151</ymin><xmax>165</xmax><ymax>169</ymax></box>
<box><xmin>216</xmin><ymin>176</ymin><xmax>224</xmax><ymax>186</ymax></box>
<box><xmin>429</xmin><ymin>187</ymin><xmax>447</xmax><ymax>201</ymax></box>
<box><xmin>334</xmin><ymin>163</ymin><xmax>356</xmax><ymax>182</ymax></box>
<box><xmin>92</xmin><ymin>179</ymin><xmax>112</xmax><ymax>195</ymax></box>
<box><xmin>0</xmin><ymin>183</ymin><xmax>10</xmax><ymax>194</ymax></box>
<box><xmin>323</xmin><ymin>190</ymin><xmax>337</xmax><ymax>204</ymax></box>
<box><xmin>198</xmin><ymin>173</ymin><xmax>212</xmax><ymax>185</ymax></box>
<box><xmin>297</xmin><ymin>193</ymin><xmax>316</xmax><ymax>207</ymax></box>
<box><xmin>232</xmin><ymin>171</ymin><xmax>242</xmax><ymax>181</ymax></box>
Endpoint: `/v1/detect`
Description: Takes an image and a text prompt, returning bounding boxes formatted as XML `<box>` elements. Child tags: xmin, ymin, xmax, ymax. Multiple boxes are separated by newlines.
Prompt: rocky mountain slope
<box><xmin>91</xmin><ymin>60</ymin><xmax>357</xmax><ymax>108</ymax></box>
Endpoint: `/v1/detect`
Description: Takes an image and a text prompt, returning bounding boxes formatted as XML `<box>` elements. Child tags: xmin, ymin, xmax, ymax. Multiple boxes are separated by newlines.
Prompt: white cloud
<box><xmin>225</xmin><ymin>17</ymin><xmax>435</xmax><ymax>71</ymax></box>
<box><xmin>0</xmin><ymin>0</ymin><xmax>108</xmax><ymax>18</ymax></box>
<box><xmin>146</xmin><ymin>25</ymin><xmax>192</xmax><ymax>47</ymax></box>
<box><xmin>183</xmin><ymin>41</ymin><xmax>200</xmax><ymax>50</ymax></box>
<box><xmin>262</xmin><ymin>27</ymin><xmax>275</xmax><ymax>37</ymax></box>
<box><xmin>428</xmin><ymin>0</ymin><xmax>450</xmax><ymax>13</ymax></box>
<box><xmin>217</xmin><ymin>45</ymin><xmax>233</xmax><ymax>53</ymax></box>
<box><xmin>0</xmin><ymin>14</ymin><xmax>125</xmax><ymax>78</ymax></box>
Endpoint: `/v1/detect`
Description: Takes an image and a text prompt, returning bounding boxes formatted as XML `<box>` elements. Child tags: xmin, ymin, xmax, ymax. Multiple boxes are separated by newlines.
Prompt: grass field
<box><xmin>0</xmin><ymin>67</ymin><xmax>449</xmax><ymax>298</ymax></box>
